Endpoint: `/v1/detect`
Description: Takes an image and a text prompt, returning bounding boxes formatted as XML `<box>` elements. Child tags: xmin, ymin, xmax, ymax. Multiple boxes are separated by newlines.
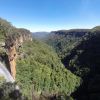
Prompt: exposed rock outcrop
<box><xmin>6</xmin><ymin>45</ymin><xmax>17</xmax><ymax>80</ymax></box>
<box><xmin>5</xmin><ymin>30</ymin><xmax>32</xmax><ymax>79</ymax></box>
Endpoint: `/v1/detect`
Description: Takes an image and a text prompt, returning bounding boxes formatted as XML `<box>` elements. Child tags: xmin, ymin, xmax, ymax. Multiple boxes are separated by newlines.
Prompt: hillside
<box><xmin>0</xmin><ymin>18</ymin><xmax>81</xmax><ymax>100</ymax></box>
<box><xmin>1</xmin><ymin>17</ymin><xmax>100</xmax><ymax>100</ymax></box>
<box><xmin>46</xmin><ymin>29</ymin><xmax>90</xmax><ymax>59</ymax></box>
<box><xmin>16</xmin><ymin>39</ymin><xmax>80</xmax><ymax>99</ymax></box>
<box><xmin>46</xmin><ymin>27</ymin><xmax>100</xmax><ymax>100</ymax></box>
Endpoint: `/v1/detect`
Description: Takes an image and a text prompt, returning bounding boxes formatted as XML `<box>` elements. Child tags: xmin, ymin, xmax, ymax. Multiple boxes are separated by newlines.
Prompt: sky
<box><xmin>0</xmin><ymin>0</ymin><xmax>100</xmax><ymax>32</ymax></box>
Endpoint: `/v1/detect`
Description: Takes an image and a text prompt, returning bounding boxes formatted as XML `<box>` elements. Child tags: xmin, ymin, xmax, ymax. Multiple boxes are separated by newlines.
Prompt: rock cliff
<box><xmin>5</xmin><ymin>29</ymin><xmax>32</xmax><ymax>79</ymax></box>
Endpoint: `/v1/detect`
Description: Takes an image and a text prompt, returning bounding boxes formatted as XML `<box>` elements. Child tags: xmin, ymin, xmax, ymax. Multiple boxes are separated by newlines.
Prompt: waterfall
<box><xmin>0</xmin><ymin>62</ymin><xmax>15</xmax><ymax>83</ymax></box>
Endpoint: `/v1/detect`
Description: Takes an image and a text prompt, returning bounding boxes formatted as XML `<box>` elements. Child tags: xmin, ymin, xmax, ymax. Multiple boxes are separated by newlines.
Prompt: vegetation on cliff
<box><xmin>0</xmin><ymin>18</ymin><xmax>81</xmax><ymax>99</ymax></box>
<box><xmin>2</xmin><ymin>17</ymin><xmax>100</xmax><ymax>100</ymax></box>
<box><xmin>16</xmin><ymin>39</ymin><xmax>80</xmax><ymax>99</ymax></box>
<box><xmin>46</xmin><ymin>28</ymin><xmax>100</xmax><ymax>100</ymax></box>
<box><xmin>46</xmin><ymin>29</ymin><xmax>90</xmax><ymax>59</ymax></box>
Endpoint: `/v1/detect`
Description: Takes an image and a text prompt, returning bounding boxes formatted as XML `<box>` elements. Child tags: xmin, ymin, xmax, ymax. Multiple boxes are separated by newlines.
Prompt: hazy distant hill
<box><xmin>32</xmin><ymin>32</ymin><xmax>50</xmax><ymax>39</ymax></box>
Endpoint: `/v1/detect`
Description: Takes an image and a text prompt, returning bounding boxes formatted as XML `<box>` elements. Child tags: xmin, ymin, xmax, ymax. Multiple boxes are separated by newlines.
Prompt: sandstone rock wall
<box><xmin>5</xmin><ymin>32</ymin><xmax>32</xmax><ymax>79</ymax></box>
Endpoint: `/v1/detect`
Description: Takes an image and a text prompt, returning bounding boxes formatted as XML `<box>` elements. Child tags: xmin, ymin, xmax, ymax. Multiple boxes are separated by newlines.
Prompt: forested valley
<box><xmin>0</xmin><ymin>18</ymin><xmax>100</xmax><ymax>100</ymax></box>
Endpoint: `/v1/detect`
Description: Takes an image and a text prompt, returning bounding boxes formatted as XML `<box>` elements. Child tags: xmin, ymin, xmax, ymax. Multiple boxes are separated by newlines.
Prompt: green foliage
<box><xmin>16</xmin><ymin>39</ymin><xmax>80</xmax><ymax>99</ymax></box>
<box><xmin>46</xmin><ymin>30</ymin><xmax>89</xmax><ymax>59</ymax></box>
<box><xmin>92</xmin><ymin>26</ymin><xmax>100</xmax><ymax>32</ymax></box>
<box><xmin>0</xmin><ymin>18</ymin><xmax>13</xmax><ymax>41</ymax></box>
<box><xmin>0</xmin><ymin>17</ymin><xmax>81</xmax><ymax>99</ymax></box>
<box><xmin>0</xmin><ymin>82</ymin><xmax>28</xmax><ymax>100</ymax></box>
<box><xmin>46</xmin><ymin>29</ymin><xmax>99</xmax><ymax>76</ymax></box>
<box><xmin>46</xmin><ymin>28</ymin><xmax>100</xmax><ymax>99</ymax></box>
<box><xmin>0</xmin><ymin>76</ymin><xmax>6</xmax><ymax>85</ymax></box>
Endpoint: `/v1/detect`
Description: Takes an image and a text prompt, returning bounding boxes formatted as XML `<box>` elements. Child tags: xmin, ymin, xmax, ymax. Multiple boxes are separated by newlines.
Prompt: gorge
<box><xmin>0</xmin><ymin>18</ymin><xmax>100</xmax><ymax>100</ymax></box>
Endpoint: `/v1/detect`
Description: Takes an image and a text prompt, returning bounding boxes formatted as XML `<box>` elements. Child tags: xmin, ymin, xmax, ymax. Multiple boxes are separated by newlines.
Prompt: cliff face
<box><xmin>5</xmin><ymin>32</ymin><xmax>32</xmax><ymax>79</ymax></box>
<box><xmin>15</xmin><ymin>33</ymin><xmax>32</xmax><ymax>48</ymax></box>
<box><xmin>7</xmin><ymin>45</ymin><xmax>17</xmax><ymax>80</ymax></box>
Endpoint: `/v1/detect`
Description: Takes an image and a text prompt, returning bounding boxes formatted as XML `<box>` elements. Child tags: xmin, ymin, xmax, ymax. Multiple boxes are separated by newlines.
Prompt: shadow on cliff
<box><xmin>62</xmin><ymin>32</ymin><xmax>100</xmax><ymax>100</ymax></box>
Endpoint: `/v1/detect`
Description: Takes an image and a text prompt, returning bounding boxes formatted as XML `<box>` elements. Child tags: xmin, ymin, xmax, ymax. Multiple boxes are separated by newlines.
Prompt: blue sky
<box><xmin>0</xmin><ymin>0</ymin><xmax>100</xmax><ymax>32</ymax></box>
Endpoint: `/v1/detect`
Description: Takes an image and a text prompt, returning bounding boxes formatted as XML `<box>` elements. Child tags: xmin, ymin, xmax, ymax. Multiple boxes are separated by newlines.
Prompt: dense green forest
<box><xmin>16</xmin><ymin>39</ymin><xmax>80</xmax><ymax>99</ymax></box>
<box><xmin>0</xmin><ymin>18</ymin><xmax>80</xmax><ymax>100</ymax></box>
<box><xmin>0</xmin><ymin>17</ymin><xmax>100</xmax><ymax>100</ymax></box>
<box><xmin>45</xmin><ymin>27</ymin><xmax>100</xmax><ymax>100</ymax></box>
